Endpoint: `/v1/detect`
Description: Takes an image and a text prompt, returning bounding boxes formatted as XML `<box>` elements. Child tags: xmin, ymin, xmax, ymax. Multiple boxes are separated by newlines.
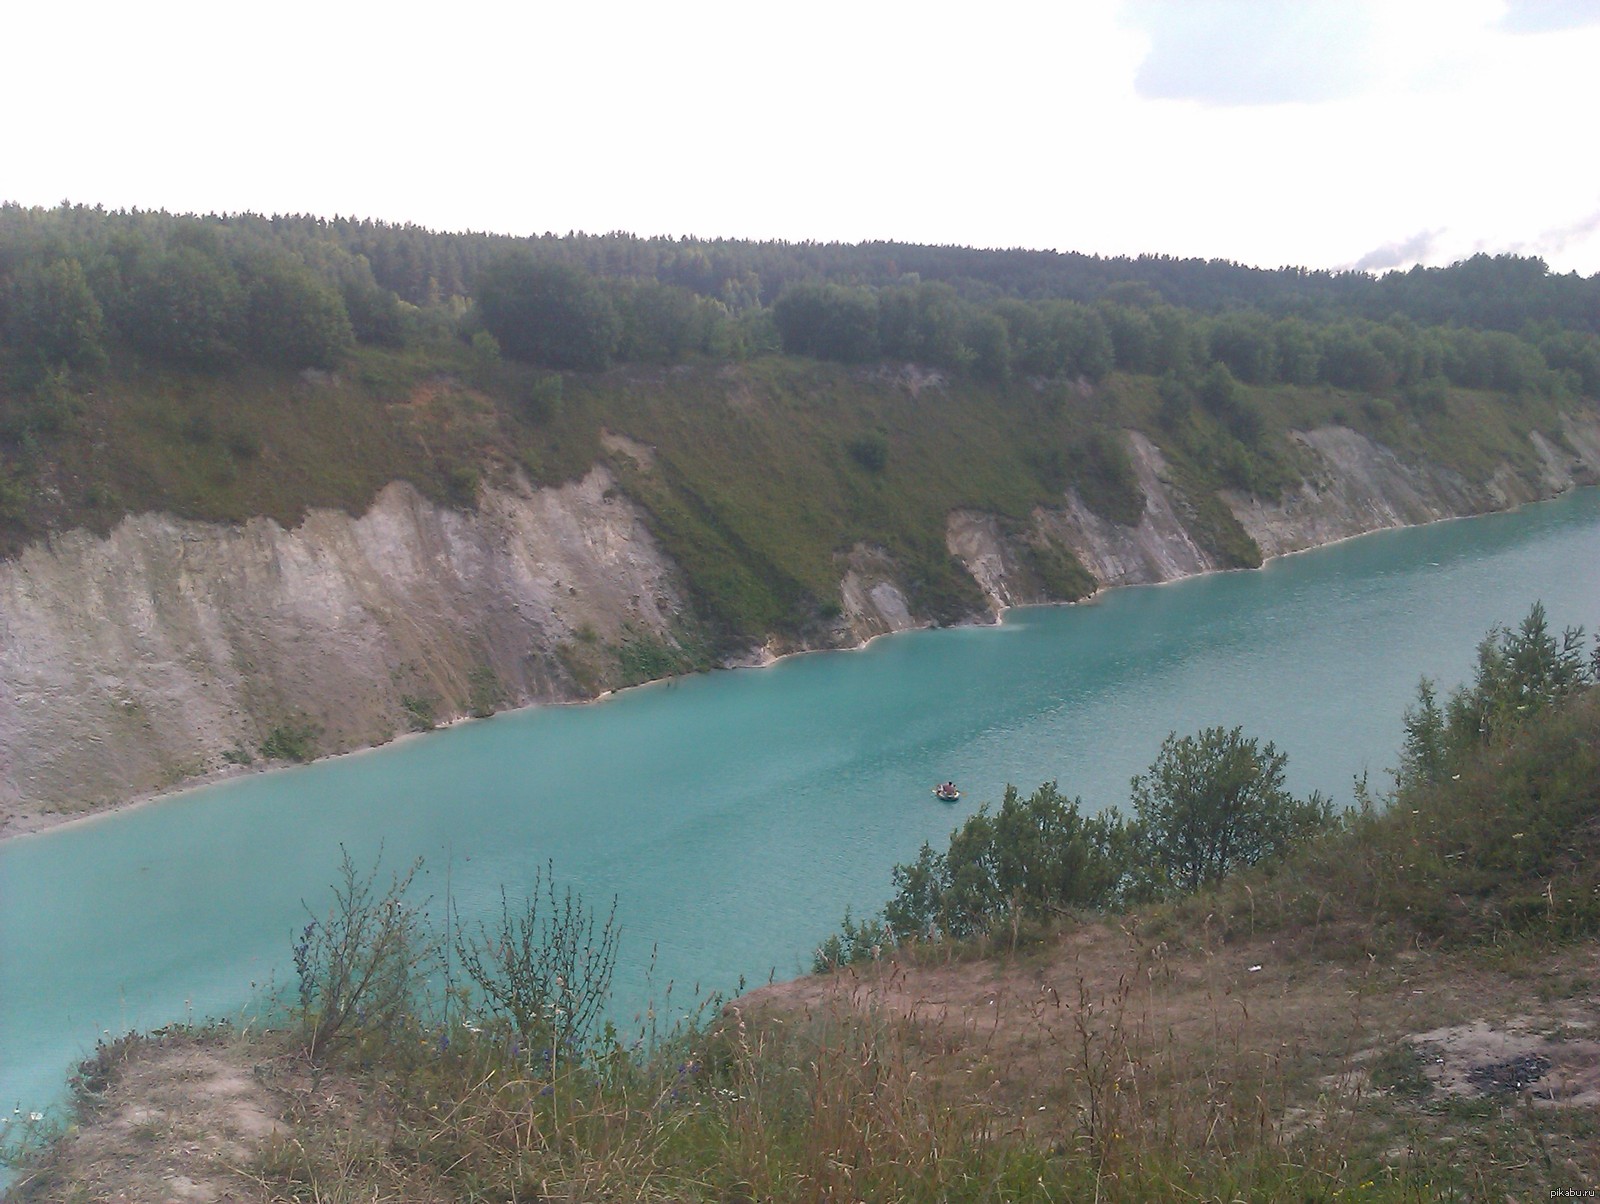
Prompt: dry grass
<box><xmin>15</xmin><ymin>924</ymin><xmax>1597</xmax><ymax>1202</ymax></box>
<box><xmin>744</xmin><ymin>922</ymin><xmax>1600</xmax><ymax>1200</ymax></box>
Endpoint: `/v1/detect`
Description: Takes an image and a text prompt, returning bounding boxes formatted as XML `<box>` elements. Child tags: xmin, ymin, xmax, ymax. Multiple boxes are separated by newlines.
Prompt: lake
<box><xmin>2</xmin><ymin>489</ymin><xmax>1597</xmax><ymax>1134</ymax></box>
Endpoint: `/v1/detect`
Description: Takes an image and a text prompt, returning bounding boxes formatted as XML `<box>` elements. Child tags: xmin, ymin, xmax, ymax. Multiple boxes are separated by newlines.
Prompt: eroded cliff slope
<box><xmin>949</xmin><ymin>415</ymin><xmax>1600</xmax><ymax>615</ymax></box>
<box><xmin>3</xmin><ymin>414</ymin><xmax>1598</xmax><ymax>836</ymax></box>
<box><xmin>0</xmin><ymin>468</ymin><xmax>687</xmax><ymax>833</ymax></box>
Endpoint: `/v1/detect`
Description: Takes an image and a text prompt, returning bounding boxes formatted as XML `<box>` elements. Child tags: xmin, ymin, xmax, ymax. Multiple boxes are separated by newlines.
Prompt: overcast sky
<box><xmin>6</xmin><ymin>0</ymin><xmax>1600</xmax><ymax>276</ymax></box>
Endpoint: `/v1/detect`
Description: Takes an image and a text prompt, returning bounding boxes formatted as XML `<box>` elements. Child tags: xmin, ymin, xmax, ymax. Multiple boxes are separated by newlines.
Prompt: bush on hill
<box><xmin>823</xmin><ymin>603</ymin><xmax>1599</xmax><ymax>965</ymax></box>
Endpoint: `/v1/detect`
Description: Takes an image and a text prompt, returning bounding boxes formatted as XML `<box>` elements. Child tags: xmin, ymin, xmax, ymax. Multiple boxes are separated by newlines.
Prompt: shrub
<box><xmin>467</xmin><ymin>665</ymin><xmax>502</xmax><ymax>718</ymax></box>
<box><xmin>400</xmin><ymin>694</ymin><xmax>437</xmax><ymax>732</ymax></box>
<box><xmin>294</xmin><ymin>849</ymin><xmax>435</xmax><ymax>1059</ymax></box>
<box><xmin>614</xmin><ymin>633</ymin><xmax>690</xmax><ymax>686</ymax></box>
<box><xmin>1130</xmin><ymin>726</ymin><xmax>1333</xmax><ymax>896</ymax></box>
<box><xmin>447</xmin><ymin>465</ymin><xmax>480</xmax><ymax>507</ymax></box>
<box><xmin>813</xmin><ymin>907</ymin><xmax>892</xmax><ymax>971</ymax></box>
<box><xmin>882</xmin><ymin>782</ymin><xmax>1129</xmax><ymax>940</ymax></box>
<box><xmin>1068</xmin><ymin>427</ymin><xmax>1144</xmax><ymax>525</ymax></box>
<box><xmin>260</xmin><ymin>722</ymin><xmax>318</xmax><ymax>763</ymax></box>
<box><xmin>455</xmin><ymin>864</ymin><xmax>619</xmax><ymax>1061</ymax></box>
<box><xmin>846</xmin><ymin>431</ymin><xmax>889</xmax><ymax>472</ymax></box>
<box><xmin>514</xmin><ymin>371</ymin><xmax>564</xmax><ymax>425</ymax></box>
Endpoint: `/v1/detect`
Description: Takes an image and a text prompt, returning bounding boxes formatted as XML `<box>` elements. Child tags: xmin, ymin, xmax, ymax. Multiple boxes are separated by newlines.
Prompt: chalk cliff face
<box><xmin>948</xmin><ymin>416</ymin><xmax>1600</xmax><ymax>615</ymax></box>
<box><xmin>1224</xmin><ymin>414</ymin><xmax>1600</xmax><ymax>559</ymax></box>
<box><xmin>0</xmin><ymin>468</ymin><xmax>687</xmax><ymax>834</ymax></box>
<box><xmin>3</xmin><ymin>417</ymin><xmax>1599</xmax><ymax>836</ymax></box>
<box><xmin>1038</xmin><ymin>432</ymin><xmax>1219</xmax><ymax>588</ymax></box>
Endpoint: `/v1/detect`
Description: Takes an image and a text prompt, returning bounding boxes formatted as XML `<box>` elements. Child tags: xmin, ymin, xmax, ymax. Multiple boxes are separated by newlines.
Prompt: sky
<box><xmin>6</xmin><ymin>0</ymin><xmax>1600</xmax><ymax>276</ymax></box>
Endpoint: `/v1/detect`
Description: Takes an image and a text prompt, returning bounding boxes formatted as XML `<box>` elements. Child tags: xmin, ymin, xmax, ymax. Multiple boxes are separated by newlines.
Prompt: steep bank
<box><xmin>949</xmin><ymin>413</ymin><xmax>1600</xmax><ymax>614</ymax></box>
<box><xmin>3</xmin><ymin>411</ymin><xmax>1598</xmax><ymax>837</ymax></box>
<box><xmin>0</xmin><ymin>467</ymin><xmax>690</xmax><ymax>834</ymax></box>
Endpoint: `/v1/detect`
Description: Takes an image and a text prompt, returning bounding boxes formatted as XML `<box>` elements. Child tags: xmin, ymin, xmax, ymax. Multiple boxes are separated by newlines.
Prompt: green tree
<box><xmin>1050</xmin><ymin>301</ymin><xmax>1115</xmax><ymax>381</ymax></box>
<box><xmin>614</xmin><ymin>279</ymin><xmax>706</xmax><ymax>363</ymax></box>
<box><xmin>1207</xmin><ymin>312</ymin><xmax>1278</xmax><ymax>384</ymax></box>
<box><xmin>2</xmin><ymin>256</ymin><xmax>106</xmax><ymax>371</ymax></box>
<box><xmin>963</xmin><ymin>309</ymin><xmax>1011</xmax><ymax>383</ymax></box>
<box><xmin>1131</xmin><ymin>727</ymin><xmax>1332</xmax><ymax>895</ymax></box>
<box><xmin>1444</xmin><ymin>602</ymin><xmax>1588</xmax><ymax>747</ymax></box>
<box><xmin>124</xmin><ymin>246</ymin><xmax>243</xmax><ymax>366</ymax></box>
<box><xmin>1148</xmin><ymin>304</ymin><xmax>1201</xmax><ymax>376</ymax></box>
<box><xmin>883</xmin><ymin>782</ymin><xmax>1125</xmax><ymax>939</ymax></box>
<box><xmin>991</xmin><ymin>298</ymin><xmax>1051</xmax><ymax>375</ymax></box>
<box><xmin>1396</xmin><ymin>677</ymin><xmax>1448</xmax><ymax>790</ymax></box>
<box><xmin>477</xmin><ymin>256</ymin><xmax>621</xmax><ymax>370</ymax></box>
<box><xmin>341</xmin><ymin>277</ymin><xmax>410</xmax><ymax>348</ymax></box>
<box><xmin>1538</xmin><ymin>329</ymin><xmax>1600</xmax><ymax>395</ymax></box>
<box><xmin>1096</xmin><ymin>300</ymin><xmax>1156</xmax><ymax>372</ymax></box>
<box><xmin>1320</xmin><ymin>323</ymin><xmax>1396</xmax><ymax>394</ymax></box>
<box><xmin>1271</xmin><ymin>317</ymin><xmax>1322</xmax><ymax>385</ymax></box>
<box><xmin>883</xmin><ymin>841</ymin><xmax>950</xmax><ymax>937</ymax></box>
<box><xmin>243</xmin><ymin>256</ymin><xmax>355</xmax><ymax>369</ymax></box>
<box><xmin>772</xmin><ymin>281</ymin><xmax>880</xmax><ymax>363</ymax></box>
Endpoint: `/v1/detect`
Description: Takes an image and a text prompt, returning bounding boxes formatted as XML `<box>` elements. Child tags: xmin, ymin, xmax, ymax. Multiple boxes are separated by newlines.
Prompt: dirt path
<box><xmin>5</xmin><ymin>1030</ymin><xmax>285</xmax><ymax>1203</ymax></box>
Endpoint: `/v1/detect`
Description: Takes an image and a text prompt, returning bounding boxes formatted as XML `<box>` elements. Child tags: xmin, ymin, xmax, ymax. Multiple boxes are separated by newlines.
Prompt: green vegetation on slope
<box><xmin>1</xmin><ymin>337</ymin><xmax>1588</xmax><ymax>651</ymax></box>
<box><xmin>2</xmin><ymin>204</ymin><xmax>1596</xmax><ymax>653</ymax></box>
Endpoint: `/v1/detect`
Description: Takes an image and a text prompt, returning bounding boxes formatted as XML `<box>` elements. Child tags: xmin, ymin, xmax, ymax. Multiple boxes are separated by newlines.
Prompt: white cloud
<box><xmin>1352</xmin><ymin>230</ymin><xmax>1448</xmax><ymax>273</ymax></box>
<box><xmin>1498</xmin><ymin>0</ymin><xmax>1600</xmax><ymax>33</ymax></box>
<box><xmin>1123</xmin><ymin>0</ymin><xmax>1379</xmax><ymax>105</ymax></box>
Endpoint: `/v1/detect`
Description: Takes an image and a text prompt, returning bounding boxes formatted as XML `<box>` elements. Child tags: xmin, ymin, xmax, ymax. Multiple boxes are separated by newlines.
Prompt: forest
<box><xmin>3</xmin><ymin>201</ymin><xmax>1599</xmax><ymax>395</ymax></box>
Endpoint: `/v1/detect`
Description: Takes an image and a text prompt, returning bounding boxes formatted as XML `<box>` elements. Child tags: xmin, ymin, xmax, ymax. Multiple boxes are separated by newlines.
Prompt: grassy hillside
<box><xmin>7</xmin><ymin>340</ymin><xmax>1590</xmax><ymax>651</ymax></box>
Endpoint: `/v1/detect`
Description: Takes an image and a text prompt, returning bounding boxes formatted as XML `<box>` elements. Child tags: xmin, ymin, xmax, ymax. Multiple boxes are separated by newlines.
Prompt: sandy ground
<box><xmin>4</xmin><ymin>1030</ymin><xmax>284</xmax><ymax>1203</ymax></box>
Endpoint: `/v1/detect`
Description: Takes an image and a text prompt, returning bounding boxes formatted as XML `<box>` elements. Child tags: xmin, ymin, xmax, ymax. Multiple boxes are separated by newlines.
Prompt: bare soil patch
<box><xmin>6</xmin><ymin>1029</ymin><xmax>286</xmax><ymax>1203</ymax></box>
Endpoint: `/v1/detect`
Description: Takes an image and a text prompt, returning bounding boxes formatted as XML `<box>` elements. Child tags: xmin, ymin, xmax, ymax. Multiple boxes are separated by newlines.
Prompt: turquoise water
<box><xmin>2</xmin><ymin>491</ymin><xmax>1598</xmax><ymax>1132</ymax></box>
